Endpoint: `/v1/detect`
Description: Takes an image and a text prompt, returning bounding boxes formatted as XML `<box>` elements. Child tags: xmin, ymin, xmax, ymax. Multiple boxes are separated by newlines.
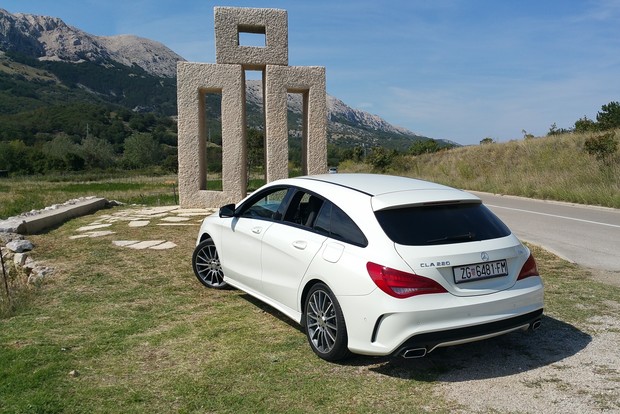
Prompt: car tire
<box><xmin>192</xmin><ymin>238</ymin><xmax>228</xmax><ymax>289</ymax></box>
<box><xmin>304</xmin><ymin>283</ymin><xmax>350</xmax><ymax>361</ymax></box>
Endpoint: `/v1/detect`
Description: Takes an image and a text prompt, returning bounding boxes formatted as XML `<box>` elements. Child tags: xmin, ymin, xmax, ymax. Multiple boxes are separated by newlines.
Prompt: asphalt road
<box><xmin>471</xmin><ymin>192</ymin><xmax>620</xmax><ymax>272</ymax></box>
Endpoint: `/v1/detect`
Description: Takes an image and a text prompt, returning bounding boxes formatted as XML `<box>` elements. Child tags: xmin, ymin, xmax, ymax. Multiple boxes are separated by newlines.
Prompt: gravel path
<box><xmin>435</xmin><ymin>305</ymin><xmax>620</xmax><ymax>413</ymax></box>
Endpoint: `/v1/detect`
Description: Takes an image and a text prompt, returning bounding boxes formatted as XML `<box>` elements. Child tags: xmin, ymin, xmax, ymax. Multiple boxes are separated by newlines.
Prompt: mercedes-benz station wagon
<box><xmin>192</xmin><ymin>174</ymin><xmax>544</xmax><ymax>361</ymax></box>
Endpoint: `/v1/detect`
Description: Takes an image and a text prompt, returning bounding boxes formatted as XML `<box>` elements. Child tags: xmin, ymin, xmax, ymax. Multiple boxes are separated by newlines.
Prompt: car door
<box><xmin>220</xmin><ymin>187</ymin><xmax>290</xmax><ymax>293</ymax></box>
<box><xmin>260</xmin><ymin>191</ymin><xmax>328</xmax><ymax>313</ymax></box>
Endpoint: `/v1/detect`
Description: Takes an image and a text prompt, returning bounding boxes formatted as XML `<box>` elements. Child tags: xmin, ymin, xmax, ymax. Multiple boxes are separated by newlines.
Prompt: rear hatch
<box><xmin>373</xmin><ymin>195</ymin><xmax>527</xmax><ymax>297</ymax></box>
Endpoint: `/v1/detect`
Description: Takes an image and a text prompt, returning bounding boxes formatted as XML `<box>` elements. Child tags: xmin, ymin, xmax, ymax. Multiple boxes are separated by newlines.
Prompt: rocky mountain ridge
<box><xmin>0</xmin><ymin>8</ymin><xmax>183</xmax><ymax>78</ymax></box>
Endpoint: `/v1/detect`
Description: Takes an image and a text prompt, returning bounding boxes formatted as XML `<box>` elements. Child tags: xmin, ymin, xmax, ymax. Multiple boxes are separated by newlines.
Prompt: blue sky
<box><xmin>3</xmin><ymin>0</ymin><xmax>620</xmax><ymax>145</ymax></box>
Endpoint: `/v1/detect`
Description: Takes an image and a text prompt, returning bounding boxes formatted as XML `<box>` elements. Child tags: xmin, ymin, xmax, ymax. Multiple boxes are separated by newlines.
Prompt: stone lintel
<box><xmin>215</xmin><ymin>7</ymin><xmax>288</xmax><ymax>68</ymax></box>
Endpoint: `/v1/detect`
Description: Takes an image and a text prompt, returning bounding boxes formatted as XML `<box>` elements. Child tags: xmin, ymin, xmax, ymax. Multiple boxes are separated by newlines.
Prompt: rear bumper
<box><xmin>338</xmin><ymin>276</ymin><xmax>544</xmax><ymax>356</ymax></box>
<box><xmin>393</xmin><ymin>308</ymin><xmax>543</xmax><ymax>357</ymax></box>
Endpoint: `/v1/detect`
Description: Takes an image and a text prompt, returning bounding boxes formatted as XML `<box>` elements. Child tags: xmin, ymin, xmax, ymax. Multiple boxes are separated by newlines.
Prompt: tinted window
<box><xmin>283</xmin><ymin>191</ymin><xmax>324</xmax><ymax>228</ymax></box>
<box><xmin>240</xmin><ymin>188</ymin><xmax>289</xmax><ymax>220</ymax></box>
<box><xmin>375</xmin><ymin>203</ymin><xmax>511</xmax><ymax>246</ymax></box>
<box><xmin>313</xmin><ymin>201</ymin><xmax>367</xmax><ymax>247</ymax></box>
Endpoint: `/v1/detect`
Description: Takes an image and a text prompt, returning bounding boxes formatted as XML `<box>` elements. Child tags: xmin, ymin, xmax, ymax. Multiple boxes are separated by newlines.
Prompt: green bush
<box><xmin>584</xmin><ymin>132</ymin><xmax>618</xmax><ymax>161</ymax></box>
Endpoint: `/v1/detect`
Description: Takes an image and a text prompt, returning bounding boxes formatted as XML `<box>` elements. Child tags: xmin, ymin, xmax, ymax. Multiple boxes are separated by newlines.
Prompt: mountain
<box><xmin>246</xmin><ymin>80</ymin><xmax>433</xmax><ymax>149</ymax></box>
<box><xmin>0</xmin><ymin>8</ymin><xmax>183</xmax><ymax>77</ymax></box>
<box><xmin>0</xmin><ymin>9</ymin><xmax>448</xmax><ymax>150</ymax></box>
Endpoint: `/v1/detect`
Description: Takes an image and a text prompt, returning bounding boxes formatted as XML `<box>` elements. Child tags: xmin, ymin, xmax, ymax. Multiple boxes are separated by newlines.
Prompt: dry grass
<box><xmin>341</xmin><ymin>130</ymin><xmax>620</xmax><ymax>208</ymax></box>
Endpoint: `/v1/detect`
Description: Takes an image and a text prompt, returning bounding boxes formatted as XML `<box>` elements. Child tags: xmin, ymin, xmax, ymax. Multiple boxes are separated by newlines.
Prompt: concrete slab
<box><xmin>3</xmin><ymin>198</ymin><xmax>109</xmax><ymax>235</ymax></box>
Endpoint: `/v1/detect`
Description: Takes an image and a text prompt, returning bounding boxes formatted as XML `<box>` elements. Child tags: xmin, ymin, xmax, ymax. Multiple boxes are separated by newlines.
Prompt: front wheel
<box><xmin>192</xmin><ymin>238</ymin><xmax>228</xmax><ymax>289</ymax></box>
<box><xmin>304</xmin><ymin>283</ymin><xmax>350</xmax><ymax>361</ymax></box>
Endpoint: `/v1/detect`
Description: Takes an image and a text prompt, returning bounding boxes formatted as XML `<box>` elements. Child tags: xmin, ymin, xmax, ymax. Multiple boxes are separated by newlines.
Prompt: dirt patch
<box><xmin>435</xmin><ymin>314</ymin><xmax>620</xmax><ymax>413</ymax></box>
<box><xmin>588</xmin><ymin>269</ymin><xmax>620</xmax><ymax>288</ymax></box>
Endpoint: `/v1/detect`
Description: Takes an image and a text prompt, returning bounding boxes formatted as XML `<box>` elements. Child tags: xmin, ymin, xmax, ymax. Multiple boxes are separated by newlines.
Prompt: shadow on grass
<box><xmin>239</xmin><ymin>293</ymin><xmax>305</xmax><ymax>333</ymax></box>
<box><xmin>369</xmin><ymin>315</ymin><xmax>591</xmax><ymax>382</ymax></box>
<box><xmin>236</xmin><ymin>295</ymin><xmax>591</xmax><ymax>382</ymax></box>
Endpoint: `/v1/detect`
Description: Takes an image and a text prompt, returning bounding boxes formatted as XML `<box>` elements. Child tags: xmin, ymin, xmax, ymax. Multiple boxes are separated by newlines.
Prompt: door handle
<box><xmin>251</xmin><ymin>227</ymin><xmax>262</xmax><ymax>234</ymax></box>
<box><xmin>292</xmin><ymin>240</ymin><xmax>307</xmax><ymax>250</ymax></box>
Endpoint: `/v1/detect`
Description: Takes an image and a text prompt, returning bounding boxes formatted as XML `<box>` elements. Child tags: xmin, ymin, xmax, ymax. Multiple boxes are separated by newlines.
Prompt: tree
<box><xmin>43</xmin><ymin>135</ymin><xmax>78</xmax><ymax>160</ymax></box>
<box><xmin>80</xmin><ymin>136</ymin><xmax>116</xmax><ymax>169</ymax></box>
<box><xmin>367</xmin><ymin>146</ymin><xmax>395</xmax><ymax>171</ymax></box>
<box><xmin>574</xmin><ymin>116</ymin><xmax>598</xmax><ymax>133</ymax></box>
<box><xmin>0</xmin><ymin>141</ymin><xmax>33</xmax><ymax>175</ymax></box>
<box><xmin>480</xmin><ymin>137</ymin><xmax>495</xmax><ymax>145</ymax></box>
<box><xmin>122</xmin><ymin>133</ymin><xmax>162</xmax><ymax>168</ymax></box>
<box><xmin>247</xmin><ymin>128</ymin><xmax>265</xmax><ymax>178</ymax></box>
<box><xmin>351</xmin><ymin>145</ymin><xmax>365</xmax><ymax>162</ymax></box>
<box><xmin>547</xmin><ymin>123</ymin><xmax>572</xmax><ymax>136</ymax></box>
<box><xmin>522</xmin><ymin>129</ymin><xmax>535</xmax><ymax>140</ymax></box>
<box><xmin>409</xmin><ymin>139</ymin><xmax>440</xmax><ymax>155</ymax></box>
<box><xmin>42</xmin><ymin>135</ymin><xmax>84</xmax><ymax>171</ymax></box>
<box><xmin>596</xmin><ymin>101</ymin><xmax>620</xmax><ymax>131</ymax></box>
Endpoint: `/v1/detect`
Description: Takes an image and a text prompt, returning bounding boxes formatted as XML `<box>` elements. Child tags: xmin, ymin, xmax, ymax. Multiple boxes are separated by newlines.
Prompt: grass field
<box><xmin>1</xmin><ymin>205</ymin><xmax>619</xmax><ymax>413</ymax></box>
<box><xmin>0</xmin><ymin>173</ymin><xmax>270</xmax><ymax>220</ymax></box>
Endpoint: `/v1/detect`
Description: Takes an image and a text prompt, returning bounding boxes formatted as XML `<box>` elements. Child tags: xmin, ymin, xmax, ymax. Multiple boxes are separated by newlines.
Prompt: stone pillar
<box><xmin>177</xmin><ymin>62</ymin><xmax>246</xmax><ymax>207</ymax></box>
<box><xmin>265</xmin><ymin>65</ymin><xmax>327</xmax><ymax>181</ymax></box>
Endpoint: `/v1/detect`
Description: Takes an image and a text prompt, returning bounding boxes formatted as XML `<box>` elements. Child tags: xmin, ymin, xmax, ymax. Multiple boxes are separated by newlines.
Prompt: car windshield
<box><xmin>374</xmin><ymin>202</ymin><xmax>511</xmax><ymax>246</ymax></box>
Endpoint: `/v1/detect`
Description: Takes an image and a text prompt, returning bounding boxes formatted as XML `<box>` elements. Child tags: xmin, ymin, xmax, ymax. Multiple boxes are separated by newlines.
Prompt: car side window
<box><xmin>240</xmin><ymin>188</ymin><xmax>289</xmax><ymax>220</ymax></box>
<box><xmin>313</xmin><ymin>201</ymin><xmax>368</xmax><ymax>247</ymax></box>
<box><xmin>283</xmin><ymin>190</ymin><xmax>325</xmax><ymax>229</ymax></box>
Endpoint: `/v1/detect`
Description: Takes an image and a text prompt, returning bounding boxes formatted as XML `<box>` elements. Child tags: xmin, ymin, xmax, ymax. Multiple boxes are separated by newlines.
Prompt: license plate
<box><xmin>453</xmin><ymin>259</ymin><xmax>508</xmax><ymax>284</ymax></box>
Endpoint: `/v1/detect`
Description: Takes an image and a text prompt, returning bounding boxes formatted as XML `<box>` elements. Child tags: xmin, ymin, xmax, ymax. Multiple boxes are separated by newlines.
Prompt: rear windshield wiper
<box><xmin>426</xmin><ymin>232</ymin><xmax>476</xmax><ymax>244</ymax></box>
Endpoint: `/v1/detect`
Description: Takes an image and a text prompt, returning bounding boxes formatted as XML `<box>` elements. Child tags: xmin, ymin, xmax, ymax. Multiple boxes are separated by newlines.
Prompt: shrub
<box><xmin>584</xmin><ymin>132</ymin><xmax>618</xmax><ymax>161</ymax></box>
<box><xmin>574</xmin><ymin>116</ymin><xmax>598</xmax><ymax>133</ymax></box>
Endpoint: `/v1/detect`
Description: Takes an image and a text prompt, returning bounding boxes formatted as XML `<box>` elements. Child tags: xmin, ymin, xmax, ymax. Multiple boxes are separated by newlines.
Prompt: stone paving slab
<box><xmin>128</xmin><ymin>221</ymin><xmax>150</xmax><ymax>227</ymax></box>
<box><xmin>77</xmin><ymin>223</ymin><xmax>112</xmax><ymax>232</ymax></box>
<box><xmin>113</xmin><ymin>240</ymin><xmax>140</xmax><ymax>247</ymax></box>
<box><xmin>67</xmin><ymin>205</ymin><xmax>213</xmax><ymax>251</ymax></box>
<box><xmin>160</xmin><ymin>216</ymin><xmax>191</xmax><ymax>222</ymax></box>
<box><xmin>150</xmin><ymin>241</ymin><xmax>178</xmax><ymax>250</ymax></box>
<box><xmin>125</xmin><ymin>240</ymin><xmax>167</xmax><ymax>250</ymax></box>
<box><xmin>70</xmin><ymin>230</ymin><xmax>116</xmax><ymax>239</ymax></box>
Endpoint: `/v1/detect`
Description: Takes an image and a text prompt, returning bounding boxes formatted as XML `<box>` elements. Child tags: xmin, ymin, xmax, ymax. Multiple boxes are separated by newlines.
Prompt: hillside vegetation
<box><xmin>341</xmin><ymin>130</ymin><xmax>620</xmax><ymax>208</ymax></box>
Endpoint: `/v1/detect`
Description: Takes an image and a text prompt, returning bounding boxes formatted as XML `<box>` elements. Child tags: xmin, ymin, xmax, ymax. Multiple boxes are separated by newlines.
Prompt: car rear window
<box><xmin>374</xmin><ymin>202</ymin><xmax>511</xmax><ymax>246</ymax></box>
<box><xmin>314</xmin><ymin>201</ymin><xmax>368</xmax><ymax>247</ymax></box>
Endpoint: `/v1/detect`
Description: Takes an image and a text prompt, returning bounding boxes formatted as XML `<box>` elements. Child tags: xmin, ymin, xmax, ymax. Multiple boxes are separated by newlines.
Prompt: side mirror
<box><xmin>219</xmin><ymin>204</ymin><xmax>236</xmax><ymax>218</ymax></box>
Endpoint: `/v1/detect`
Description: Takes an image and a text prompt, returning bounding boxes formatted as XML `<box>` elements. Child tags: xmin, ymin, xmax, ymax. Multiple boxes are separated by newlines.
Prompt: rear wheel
<box><xmin>304</xmin><ymin>283</ymin><xmax>350</xmax><ymax>361</ymax></box>
<box><xmin>192</xmin><ymin>238</ymin><xmax>227</xmax><ymax>289</ymax></box>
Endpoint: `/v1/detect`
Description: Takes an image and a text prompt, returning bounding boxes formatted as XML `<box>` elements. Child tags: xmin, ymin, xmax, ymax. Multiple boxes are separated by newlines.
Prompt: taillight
<box><xmin>517</xmin><ymin>253</ymin><xmax>539</xmax><ymax>280</ymax></box>
<box><xmin>366</xmin><ymin>262</ymin><xmax>447</xmax><ymax>298</ymax></box>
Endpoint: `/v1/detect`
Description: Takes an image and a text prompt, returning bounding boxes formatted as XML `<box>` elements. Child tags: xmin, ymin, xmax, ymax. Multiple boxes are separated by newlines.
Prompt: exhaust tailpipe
<box><xmin>402</xmin><ymin>348</ymin><xmax>427</xmax><ymax>359</ymax></box>
<box><xmin>530</xmin><ymin>319</ymin><xmax>542</xmax><ymax>331</ymax></box>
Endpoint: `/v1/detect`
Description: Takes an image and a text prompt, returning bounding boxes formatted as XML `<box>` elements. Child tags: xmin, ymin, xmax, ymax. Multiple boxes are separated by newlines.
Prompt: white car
<box><xmin>192</xmin><ymin>174</ymin><xmax>544</xmax><ymax>361</ymax></box>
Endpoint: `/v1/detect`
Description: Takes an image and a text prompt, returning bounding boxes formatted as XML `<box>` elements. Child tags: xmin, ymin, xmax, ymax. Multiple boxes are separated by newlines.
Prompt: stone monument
<box><xmin>177</xmin><ymin>7</ymin><xmax>327</xmax><ymax>208</ymax></box>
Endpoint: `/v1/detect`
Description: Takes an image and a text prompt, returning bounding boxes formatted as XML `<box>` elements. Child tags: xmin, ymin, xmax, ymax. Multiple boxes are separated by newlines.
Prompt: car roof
<box><xmin>300</xmin><ymin>173</ymin><xmax>453</xmax><ymax>196</ymax></box>
<box><xmin>298</xmin><ymin>174</ymin><xmax>480</xmax><ymax>210</ymax></box>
